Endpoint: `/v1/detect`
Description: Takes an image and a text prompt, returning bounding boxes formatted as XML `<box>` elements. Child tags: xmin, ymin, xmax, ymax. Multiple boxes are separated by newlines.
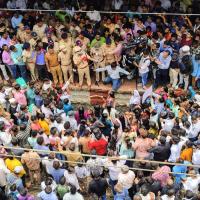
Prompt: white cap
<box><xmin>182</xmin><ymin>45</ymin><xmax>190</xmax><ymax>52</ymax></box>
<box><xmin>14</xmin><ymin>166</ymin><xmax>23</xmax><ymax>174</ymax></box>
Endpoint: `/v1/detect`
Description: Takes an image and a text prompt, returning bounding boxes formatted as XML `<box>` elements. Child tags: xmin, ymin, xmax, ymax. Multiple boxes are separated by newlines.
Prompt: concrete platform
<box><xmin>70</xmin><ymin>79</ymin><xmax>142</xmax><ymax>106</ymax></box>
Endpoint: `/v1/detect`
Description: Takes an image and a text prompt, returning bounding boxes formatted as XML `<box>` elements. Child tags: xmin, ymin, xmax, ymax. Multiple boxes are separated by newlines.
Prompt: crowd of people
<box><xmin>0</xmin><ymin>5</ymin><xmax>200</xmax><ymax>200</ymax></box>
<box><xmin>3</xmin><ymin>0</ymin><xmax>200</xmax><ymax>14</ymax></box>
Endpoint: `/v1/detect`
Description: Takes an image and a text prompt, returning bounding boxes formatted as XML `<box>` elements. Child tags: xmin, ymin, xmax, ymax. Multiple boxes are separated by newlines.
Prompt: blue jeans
<box><xmin>104</xmin><ymin>76</ymin><xmax>121</xmax><ymax>91</ymax></box>
<box><xmin>141</xmin><ymin>72</ymin><xmax>148</xmax><ymax>87</ymax></box>
<box><xmin>8</xmin><ymin>64</ymin><xmax>17</xmax><ymax>79</ymax></box>
<box><xmin>18</xmin><ymin>65</ymin><xmax>28</xmax><ymax>82</ymax></box>
<box><xmin>109</xmin><ymin>179</ymin><xmax>118</xmax><ymax>196</ymax></box>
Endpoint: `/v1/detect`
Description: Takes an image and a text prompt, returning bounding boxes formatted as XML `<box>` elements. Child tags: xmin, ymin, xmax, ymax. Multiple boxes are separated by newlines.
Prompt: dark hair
<box><xmin>59</xmin><ymin>176</ymin><xmax>66</xmax><ymax>185</ymax></box>
<box><xmin>37</xmin><ymin>136</ymin><xmax>44</xmax><ymax>145</ymax></box>
<box><xmin>53</xmin><ymin>160</ymin><xmax>60</xmax><ymax>169</ymax></box>
<box><xmin>70</xmin><ymin>185</ymin><xmax>77</xmax><ymax>195</ymax></box>
<box><xmin>48</xmin><ymin>45</ymin><xmax>54</xmax><ymax>49</ymax></box>
<box><xmin>11</xmin><ymin>137</ymin><xmax>19</xmax><ymax>146</ymax></box>
<box><xmin>31</xmin><ymin>115</ymin><xmax>37</xmax><ymax>121</ymax></box>
<box><xmin>39</xmin><ymin>113</ymin><xmax>45</xmax><ymax>120</ymax></box>
<box><xmin>64</xmin><ymin>121</ymin><xmax>70</xmax><ymax>130</ymax></box>
<box><xmin>50</xmin><ymin>127</ymin><xmax>57</xmax><ymax>135</ymax></box>
<box><xmin>64</xmin><ymin>98</ymin><xmax>69</xmax><ymax>104</ymax></box>
<box><xmin>9</xmin><ymin>45</ymin><xmax>15</xmax><ymax>51</ymax></box>
<box><xmin>31</xmin><ymin>130</ymin><xmax>38</xmax><ymax>137</ymax></box>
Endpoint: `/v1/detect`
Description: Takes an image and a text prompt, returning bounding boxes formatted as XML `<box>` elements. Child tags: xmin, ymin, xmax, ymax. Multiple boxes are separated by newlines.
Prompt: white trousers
<box><xmin>169</xmin><ymin>68</ymin><xmax>179</xmax><ymax>88</ymax></box>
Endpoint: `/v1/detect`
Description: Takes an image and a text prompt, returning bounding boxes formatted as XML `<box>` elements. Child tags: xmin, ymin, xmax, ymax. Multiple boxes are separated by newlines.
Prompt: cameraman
<box><xmin>178</xmin><ymin>45</ymin><xmax>192</xmax><ymax>90</ymax></box>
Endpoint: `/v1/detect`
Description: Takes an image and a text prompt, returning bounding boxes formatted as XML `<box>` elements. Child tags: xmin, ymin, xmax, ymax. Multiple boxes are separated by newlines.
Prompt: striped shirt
<box><xmin>16</xmin><ymin>121</ymin><xmax>31</xmax><ymax>147</ymax></box>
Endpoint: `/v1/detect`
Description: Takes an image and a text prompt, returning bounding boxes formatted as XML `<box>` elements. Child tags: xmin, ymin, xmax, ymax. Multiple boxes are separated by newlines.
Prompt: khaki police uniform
<box><xmin>90</xmin><ymin>46</ymin><xmax>106</xmax><ymax>82</ymax></box>
<box><xmin>24</xmin><ymin>32</ymin><xmax>32</xmax><ymax>43</ymax></box>
<box><xmin>73</xmin><ymin>46</ymin><xmax>91</xmax><ymax>88</ymax></box>
<box><xmin>59</xmin><ymin>37</ymin><xmax>74</xmax><ymax>54</ymax></box>
<box><xmin>45</xmin><ymin>51</ymin><xmax>63</xmax><ymax>85</ymax></box>
<box><xmin>22</xmin><ymin>49</ymin><xmax>37</xmax><ymax>81</ymax></box>
<box><xmin>33</xmin><ymin>24</ymin><xmax>47</xmax><ymax>40</ymax></box>
<box><xmin>58</xmin><ymin>46</ymin><xmax>74</xmax><ymax>83</ymax></box>
<box><xmin>75</xmin><ymin>37</ymin><xmax>90</xmax><ymax>51</ymax></box>
<box><xmin>29</xmin><ymin>37</ymin><xmax>40</xmax><ymax>50</ymax></box>
<box><xmin>102</xmin><ymin>43</ymin><xmax>116</xmax><ymax>65</ymax></box>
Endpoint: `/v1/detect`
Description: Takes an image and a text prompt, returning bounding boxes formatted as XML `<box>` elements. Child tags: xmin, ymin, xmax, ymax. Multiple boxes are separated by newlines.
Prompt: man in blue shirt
<box><xmin>63</xmin><ymin>98</ymin><xmax>73</xmax><ymax>115</ymax></box>
<box><xmin>155</xmin><ymin>50</ymin><xmax>172</xmax><ymax>87</ymax></box>
<box><xmin>35</xmin><ymin>45</ymin><xmax>48</xmax><ymax>80</ymax></box>
<box><xmin>10</xmin><ymin>44</ymin><xmax>28</xmax><ymax>82</ymax></box>
<box><xmin>34</xmin><ymin>137</ymin><xmax>50</xmax><ymax>157</ymax></box>
<box><xmin>48</xmin><ymin>161</ymin><xmax>65</xmax><ymax>184</ymax></box>
<box><xmin>159</xmin><ymin>40</ymin><xmax>173</xmax><ymax>55</ymax></box>
<box><xmin>11</xmin><ymin>12</ymin><xmax>23</xmax><ymax>29</ymax></box>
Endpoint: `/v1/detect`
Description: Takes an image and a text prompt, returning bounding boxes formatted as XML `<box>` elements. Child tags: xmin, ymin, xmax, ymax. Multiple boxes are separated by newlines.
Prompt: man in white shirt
<box><xmin>7</xmin><ymin>0</ymin><xmax>16</xmax><ymax>9</ymax></box>
<box><xmin>182</xmin><ymin>170</ymin><xmax>200</xmax><ymax>194</ymax></box>
<box><xmin>86</xmin><ymin>5</ymin><xmax>101</xmax><ymax>22</ymax></box>
<box><xmin>160</xmin><ymin>0</ymin><xmax>171</xmax><ymax>10</ymax></box>
<box><xmin>106</xmin><ymin>158</ymin><xmax>122</xmax><ymax>196</ymax></box>
<box><xmin>161</xmin><ymin>189</ymin><xmax>175</xmax><ymax>200</ymax></box>
<box><xmin>15</xmin><ymin>0</ymin><xmax>27</xmax><ymax>9</ymax></box>
<box><xmin>0</xmin><ymin>121</ymin><xmax>11</xmax><ymax>146</ymax></box>
<box><xmin>41</xmin><ymin>99</ymin><xmax>53</xmax><ymax>118</ymax></box>
<box><xmin>112</xmin><ymin>0</ymin><xmax>123</xmax><ymax>10</ymax></box>
<box><xmin>134</xmin><ymin>49</ymin><xmax>150</xmax><ymax>89</ymax></box>
<box><xmin>117</xmin><ymin>165</ymin><xmax>135</xmax><ymax>191</ymax></box>
<box><xmin>189</xmin><ymin>116</ymin><xmax>200</xmax><ymax>141</ymax></box>
<box><xmin>192</xmin><ymin>141</ymin><xmax>200</xmax><ymax>173</ymax></box>
<box><xmin>96</xmin><ymin>61</ymin><xmax>130</xmax><ymax>91</ymax></box>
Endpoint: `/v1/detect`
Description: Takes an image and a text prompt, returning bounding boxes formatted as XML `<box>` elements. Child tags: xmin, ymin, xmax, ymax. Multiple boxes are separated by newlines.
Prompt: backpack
<box><xmin>179</xmin><ymin>55</ymin><xmax>192</xmax><ymax>74</ymax></box>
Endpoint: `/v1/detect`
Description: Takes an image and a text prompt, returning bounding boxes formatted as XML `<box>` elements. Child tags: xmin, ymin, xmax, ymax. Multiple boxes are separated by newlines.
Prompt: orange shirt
<box><xmin>180</xmin><ymin>148</ymin><xmax>193</xmax><ymax>162</ymax></box>
<box><xmin>45</xmin><ymin>52</ymin><xmax>59</xmax><ymax>67</ymax></box>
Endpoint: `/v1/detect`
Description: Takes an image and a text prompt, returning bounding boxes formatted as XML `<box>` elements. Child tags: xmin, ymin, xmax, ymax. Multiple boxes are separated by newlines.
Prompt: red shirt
<box><xmin>89</xmin><ymin>138</ymin><xmax>108</xmax><ymax>156</ymax></box>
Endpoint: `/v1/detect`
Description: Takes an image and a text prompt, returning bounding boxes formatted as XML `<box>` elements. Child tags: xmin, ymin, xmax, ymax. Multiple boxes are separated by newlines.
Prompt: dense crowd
<box><xmin>0</xmin><ymin>7</ymin><xmax>200</xmax><ymax>200</ymax></box>
<box><xmin>2</xmin><ymin>0</ymin><xmax>200</xmax><ymax>14</ymax></box>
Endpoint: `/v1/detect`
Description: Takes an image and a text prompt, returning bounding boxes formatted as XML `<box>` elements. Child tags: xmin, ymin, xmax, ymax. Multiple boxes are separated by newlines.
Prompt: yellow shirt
<box><xmin>5</xmin><ymin>158</ymin><xmax>26</xmax><ymax>177</ymax></box>
<box><xmin>39</xmin><ymin>119</ymin><xmax>50</xmax><ymax>135</ymax></box>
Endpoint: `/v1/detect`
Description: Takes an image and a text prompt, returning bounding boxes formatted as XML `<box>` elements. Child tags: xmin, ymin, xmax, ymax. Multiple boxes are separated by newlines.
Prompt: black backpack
<box><xmin>179</xmin><ymin>55</ymin><xmax>192</xmax><ymax>74</ymax></box>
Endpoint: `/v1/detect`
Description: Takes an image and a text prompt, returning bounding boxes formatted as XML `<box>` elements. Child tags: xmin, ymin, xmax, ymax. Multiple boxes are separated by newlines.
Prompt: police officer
<box><xmin>58</xmin><ymin>45</ymin><xmax>74</xmax><ymax>84</ymax></box>
<box><xmin>29</xmin><ymin>32</ymin><xmax>40</xmax><ymax>50</ymax></box>
<box><xmin>73</xmin><ymin>46</ymin><xmax>97</xmax><ymax>89</ymax></box>
<box><xmin>102</xmin><ymin>38</ymin><xmax>116</xmax><ymax>65</ymax></box>
<box><xmin>90</xmin><ymin>42</ymin><xmax>106</xmax><ymax>84</ymax></box>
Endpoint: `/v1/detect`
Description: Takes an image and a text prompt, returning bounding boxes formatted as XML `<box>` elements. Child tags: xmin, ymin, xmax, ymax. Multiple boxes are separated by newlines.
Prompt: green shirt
<box><xmin>90</xmin><ymin>37</ymin><xmax>106</xmax><ymax>48</ymax></box>
<box><xmin>55</xmin><ymin>11</ymin><xmax>70</xmax><ymax>22</ymax></box>
<box><xmin>56</xmin><ymin>184</ymin><xmax>69</xmax><ymax>199</ymax></box>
